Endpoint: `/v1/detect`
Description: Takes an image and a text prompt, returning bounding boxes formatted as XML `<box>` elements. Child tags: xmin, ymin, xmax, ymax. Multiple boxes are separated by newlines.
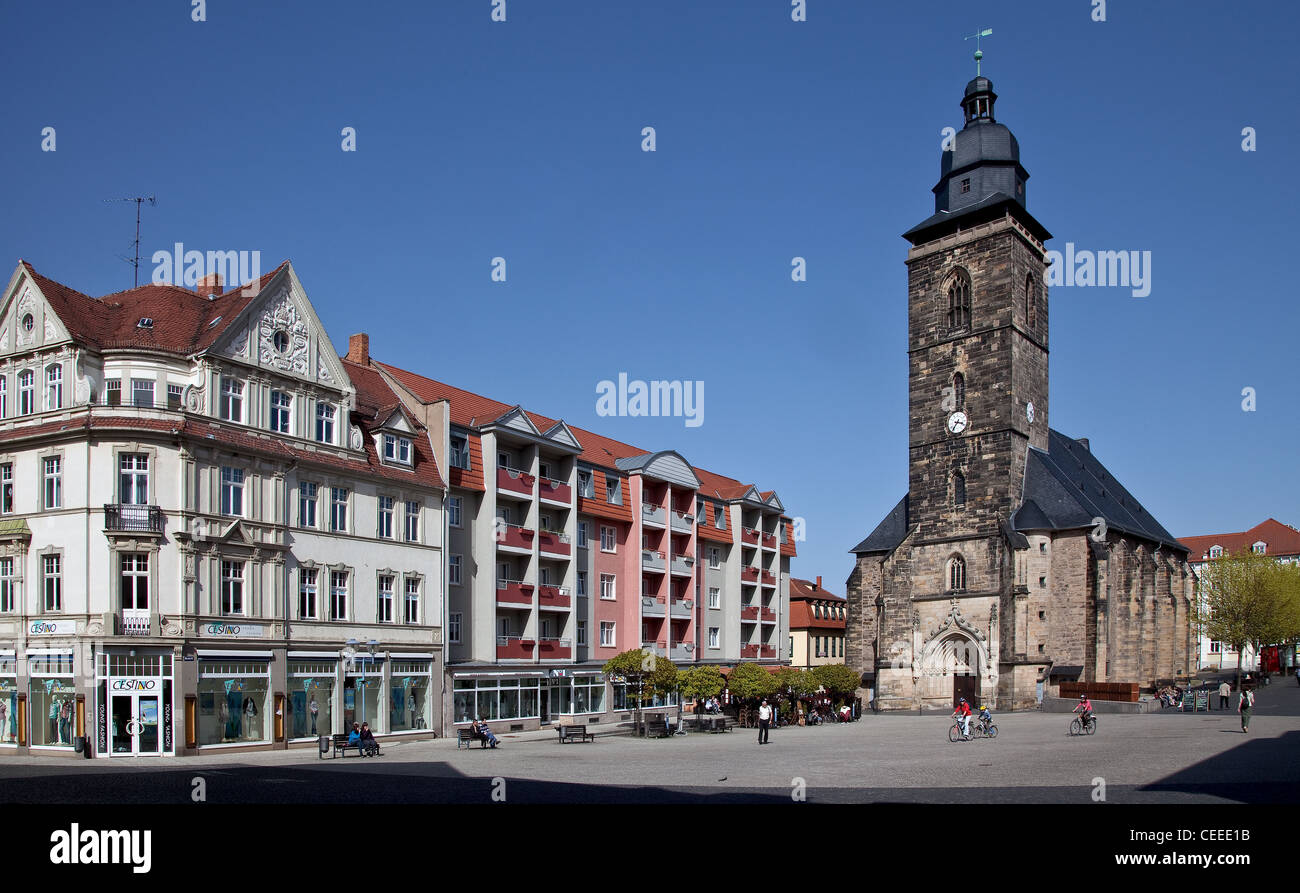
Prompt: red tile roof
<box><xmin>789</xmin><ymin>578</ymin><xmax>845</xmax><ymax>631</ymax></box>
<box><xmin>1180</xmin><ymin>518</ymin><xmax>1300</xmax><ymax>562</ymax></box>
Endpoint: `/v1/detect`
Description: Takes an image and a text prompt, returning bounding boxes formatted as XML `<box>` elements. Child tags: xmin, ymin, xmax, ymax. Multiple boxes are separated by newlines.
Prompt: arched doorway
<box><xmin>938</xmin><ymin>634</ymin><xmax>980</xmax><ymax>708</ymax></box>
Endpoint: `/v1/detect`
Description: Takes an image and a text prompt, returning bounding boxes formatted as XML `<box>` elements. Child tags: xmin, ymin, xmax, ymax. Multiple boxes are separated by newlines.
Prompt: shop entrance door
<box><xmin>539</xmin><ymin>690</ymin><xmax>549</xmax><ymax>723</ymax></box>
<box><xmin>110</xmin><ymin>693</ymin><xmax>161</xmax><ymax>756</ymax></box>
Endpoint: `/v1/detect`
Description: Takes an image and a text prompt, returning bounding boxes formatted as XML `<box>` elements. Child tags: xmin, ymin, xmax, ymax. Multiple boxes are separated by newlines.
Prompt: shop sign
<box><xmin>162</xmin><ymin>700</ymin><xmax>173</xmax><ymax>752</ymax></box>
<box><xmin>108</xmin><ymin>678</ymin><xmax>160</xmax><ymax>692</ymax></box>
<box><xmin>97</xmin><ymin>700</ymin><xmax>108</xmax><ymax>754</ymax></box>
<box><xmin>29</xmin><ymin>620</ymin><xmax>76</xmax><ymax>636</ymax></box>
<box><xmin>200</xmin><ymin>622</ymin><xmax>265</xmax><ymax>639</ymax></box>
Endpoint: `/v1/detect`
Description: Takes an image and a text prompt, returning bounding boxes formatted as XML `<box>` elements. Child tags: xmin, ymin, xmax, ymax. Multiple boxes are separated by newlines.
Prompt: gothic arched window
<box><xmin>953</xmin><ymin>471</ymin><xmax>966</xmax><ymax>508</ymax></box>
<box><xmin>946</xmin><ymin>270</ymin><xmax>971</xmax><ymax>331</ymax></box>
<box><xmin>1025</xmin><ymin>273</ymin><xmax>1037</xmax><ymax>328</ymax></box>
<box><xmin>952</xmin><ymin>372</ymin><xmax>965</xmax><ymax>411</ymax></box>
<box><xmin>948</xmin><ymin>555</ymin><xmax>967</xmax><ymax>592</ymax></box>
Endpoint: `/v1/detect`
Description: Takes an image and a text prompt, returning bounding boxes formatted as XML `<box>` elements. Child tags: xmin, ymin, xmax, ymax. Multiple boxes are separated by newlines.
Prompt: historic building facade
<box><xmin>789</xmin><ymin>577</ymin><xmax>846</xmax><ymax>669</ymax></box>
<box><xmin>845</xmin><ymin>74</ymin><xmax>1195</xmax><ymax>711</ymax></box>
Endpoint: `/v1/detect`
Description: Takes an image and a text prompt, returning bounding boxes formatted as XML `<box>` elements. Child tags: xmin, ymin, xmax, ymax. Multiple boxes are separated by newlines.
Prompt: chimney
<box><xmin>815</xmin><ymin>576</ymin><xmax>821</xmax><ymax>590</ymax></box>
<box><xmin>196</xmin><ymin>273</ymin><xmax>223</xmax><ymax>298</ymax></box>
<box><xmin>1077</xmin><ymin>437</ymin><xmax>1090</xmax><ymax>452</ymax></box>
<box><xmin>347</xmin><ymin>333</ymin><xmax>370</xmax><ymax>365</ymax></box>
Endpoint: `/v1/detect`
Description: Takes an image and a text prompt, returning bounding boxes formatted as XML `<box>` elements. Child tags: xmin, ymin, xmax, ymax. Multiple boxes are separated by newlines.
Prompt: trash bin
<box><xmin>73</xmin><ymin>736</ymin><xmax>84</xmax><ymax>753</ymax></box>
<box><xmin>318</xmin><ymin>734</ymin><xmax>330</xmax><ymax>757</ymax></box>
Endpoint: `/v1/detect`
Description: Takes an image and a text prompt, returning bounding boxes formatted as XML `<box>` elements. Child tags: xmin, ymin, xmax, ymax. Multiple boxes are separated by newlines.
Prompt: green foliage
<box><xmin>602</xmin><ymin>649</ymin><xmax>677</xmax><ymax>709</ymax></box>
<box><xmin>813</xmin><ymin>663</ymin><xmax>862</xmax><ymax>696</ymax></box>
<box><xmin>727</xmin><ymin>662</ymin><xmax>778</xmax><ymax>701</ymax></box>
<box><xmin>772</xmin><ymin>667</ymin><xmax>817</xmax><ymax>704</ymax></box>
<box><xmin>678</xmin><ymin>665</ymin><xmax>725</xmax><ymax>701</ymax></box>
<box><xmin>1193</xmin><ymin>549</ymin><xmax>1300</xmax><ymax>686</ymax></box>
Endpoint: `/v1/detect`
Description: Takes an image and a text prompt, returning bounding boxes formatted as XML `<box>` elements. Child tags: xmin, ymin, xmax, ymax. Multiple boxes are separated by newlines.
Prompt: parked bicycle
<box><xmin>1069</xmin><ymin>714</ymin><xmax>1097</xmax><ymax>736</ymax></box>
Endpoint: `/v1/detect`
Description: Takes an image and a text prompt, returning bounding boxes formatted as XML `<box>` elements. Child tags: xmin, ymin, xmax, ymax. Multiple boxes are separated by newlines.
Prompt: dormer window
<box><xmin>449</xmin><ymin>435</ymin><xmax>470</xmax><ymax>470</ymax></box>
<box><xmin>960</xmin><ymin>178</ymin><xmax>971</xmax><ymax>194</ymax></box>
<box><xmin>1209</xmin><ymin>545</ymin><xmax>1223</xmax><ymax>559</ymax></box>
<box><xmin>1252</xmin><ymin>542</ymin><xmax>1266</xmax><ymax>555</ymax></box>
<box><xmin>383</xmin><ymin>434</ymin><xmax>412</xmax><ymax>465</ymax></box>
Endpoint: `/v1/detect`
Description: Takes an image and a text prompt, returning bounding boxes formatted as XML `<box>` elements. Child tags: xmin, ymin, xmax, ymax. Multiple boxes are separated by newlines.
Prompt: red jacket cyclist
<box><xmin>952</xmin><ymin>698</ymin><xmax>973</xmax><ymax>740</ymax></box>
<box><xmin>1073</xmin><ymin>695</ymin><xmax>1093</xmax><ymax>728</ymax></box>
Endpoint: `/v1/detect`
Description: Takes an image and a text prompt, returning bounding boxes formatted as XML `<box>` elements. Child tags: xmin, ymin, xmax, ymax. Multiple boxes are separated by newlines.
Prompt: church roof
<box><xmin>850</xmin><ymin>494</ymin><xmax>909</xmax><ymax>555</ymax></box>
<box><xmin>903</xmin><ymin>192</ymin><xmax>1051</xmax><ymax>246</ymax></box>
<box><xmin>1013</xmin><ymin>429</ymin><xmax>1187</xmax><ymax>553</ymax></box>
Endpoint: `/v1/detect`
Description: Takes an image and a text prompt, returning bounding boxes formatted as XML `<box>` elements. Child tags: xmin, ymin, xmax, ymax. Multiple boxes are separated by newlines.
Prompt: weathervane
<box><xmin>964</xmin><ymin>27</ymin><xmax>993</xmax><ymax>76</ymax></box>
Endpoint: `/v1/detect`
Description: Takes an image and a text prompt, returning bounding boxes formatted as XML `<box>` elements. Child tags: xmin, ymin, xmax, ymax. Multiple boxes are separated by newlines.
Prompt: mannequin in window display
<box><xmin>218</xmin><ymin>696</ymin><xmax>230</xmax><ymax>742</ymax></box>
<box><xmin>58</xmin><ymin>697</ymin><xmax>72</xmax><ymax>744</ymax></box>
<box><xmin>48</xmin><ymin>695</ymin><xmax>59</xmax><ymax>743</ymax></box>
<box><xmin>309</xmin><ymin>696</ymin><xmax>319</xmax><ymax>735</ymax></box>
<box><xmin>409</xmin><ymin>690</ymin><xmax>419</xmax><ymax>728</ymax></box>
<box><xmin>242</xmin><ymin>695</ymin><xmax>259</xmax><ymax>740</ymax></box>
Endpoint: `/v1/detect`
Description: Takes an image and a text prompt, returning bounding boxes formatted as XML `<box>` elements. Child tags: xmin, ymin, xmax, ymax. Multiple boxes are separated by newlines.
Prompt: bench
<box><xmin>557</xmin><ymin>724</ymin><xmax>594</xmax><ymax>744</ymax></box>
<box><xmin>329</xmin><ymin>733</ymin><xmax>369</xmax><ymax>758</ymax></box>
<box><xmin>457</xmin><ymin>728</ymin><xmax>490</xmax><ymax>749</ymax></box>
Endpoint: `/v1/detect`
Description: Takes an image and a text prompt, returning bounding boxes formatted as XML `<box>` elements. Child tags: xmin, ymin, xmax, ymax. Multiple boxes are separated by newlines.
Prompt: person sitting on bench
<box><xmin>359</xmin><ymin>721</ymin><xmax>379</xmax><ymax>755</ymax></box>
<box><xmin>347</xmin><ymin>722</ymin><xmax>363</xmax><ymax>754</ymax></box>
<box><xmin>474</xmin><ymin>716</ymin><xmax>499</xmax><ymax>748</ymax></box>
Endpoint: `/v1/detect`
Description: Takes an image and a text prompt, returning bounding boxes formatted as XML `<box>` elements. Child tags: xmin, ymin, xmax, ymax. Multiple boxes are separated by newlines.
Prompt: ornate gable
<box><xmin>0</xmin><ymin>269</ymin><xmax>73</xmax><ymax>358</ymax></box>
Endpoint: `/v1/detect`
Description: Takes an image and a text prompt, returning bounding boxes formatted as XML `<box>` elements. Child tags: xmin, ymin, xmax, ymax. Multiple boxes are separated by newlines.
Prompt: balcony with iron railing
<box><xmin>537</xmin><ymin>530</ymin><xmax>572</xmax><ymax>557</ymax></box>
<box><xmin>496</xmin><ymin>636</ymin><xmax>536</xmax><ymax>660</ymax></box>
<box><xmin>496</xmin><ymin>579</ymin><xmax>534</xmax><ymax>606</ymax></box>
<box><xmin>538</xmin><ymin>637</ymin><xmax>573</xmax><ymax>659</ymax></box>
<box><xmin>642</xmin><ymin>504</ymin><xmax>666</xmax><ymax>527</ymax></box>
<box><xmin>537</xmin><ymin>585</ymin><xmax>572</xmax><ymax>610</ymax></box>
<box><xmin>498</xmin><ymin>524</ymin><xmax>535</xmax><ymax>552</ymax></box>
<box><xmin>497</xmin><ymin>467</ymin><xmax>535</xmax><ymax>499</ymax></box>
<box><xmin>538</xmin><ymin>476</ymin><xmax>572</xmax><ymax>505</ymax></box>
<box><xmin>119</xmin><ymin>608</ymin><xmax>152</xmax><ymax>637</ymax></box>
<box><xmin>104</xmin><ymin>504</ymin><xmax>164</xmax><ymax>534</ymax></box>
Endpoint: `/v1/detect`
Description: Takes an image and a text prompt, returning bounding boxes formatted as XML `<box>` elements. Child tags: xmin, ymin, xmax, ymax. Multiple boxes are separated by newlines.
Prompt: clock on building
<box><xmin>946</xmin><ymin>411</ymin><xmax>968</xmax><ymax>435</ymax></box>
<box><xmin>1026</xmin><ymin>402</ymin><xmax>1035</xmax><ymax>423</ymax></box>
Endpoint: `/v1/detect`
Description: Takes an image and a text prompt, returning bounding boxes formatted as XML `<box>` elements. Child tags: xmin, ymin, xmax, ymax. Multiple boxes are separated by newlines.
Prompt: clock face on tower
<box><xmin>1026</xmin><ymin>402</ymin><xmax>1035</xmax><ymax>423</ymax></box>
<box><xmin>946</xmin><ymin>411</ymin><xmax>968</xmax><ymax>435</ymax></box>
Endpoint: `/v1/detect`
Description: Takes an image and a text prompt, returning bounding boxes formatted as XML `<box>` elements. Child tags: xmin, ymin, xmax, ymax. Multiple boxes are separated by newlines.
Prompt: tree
<box><xmin>727</xmin><ymin>662</ymin><xmax>778</xmax><ymax>702</ymax></box>
<box><xmin>1194</xmin><ymin>549</ymin><xmax>1300</xmax><ymax>690</ymax></box>
<box><xmin>772</xmin><ymin>667</ymin><xmax>817</xmax><ymax>714</ymax></box>
<box><xmin>813</xmin><ymin>664</ymin><xmax>862</xmax><ymax>702</ymax></box>
<box><xmin>678</xmin><ymin>665</ymin><xmax>725</xmax><ymax>705</ymax></box>
<box><xmin>603</xmin><ymin>649</ymin><xmax>678</xmax><ymax>735</ymax></box>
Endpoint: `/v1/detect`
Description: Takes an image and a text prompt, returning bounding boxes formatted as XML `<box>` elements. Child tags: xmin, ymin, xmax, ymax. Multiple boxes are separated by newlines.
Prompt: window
<box><xmin>329</xmin><ymin>570</ymin><xmax>348</xmax><ymax>620</ymax></box>
<box><xmin>577</xmin><ymin>621</ymin><xmax>587</xmax><ymax>646</ymax></box>
<box><xmin>330</xmin><ymin>487</ymin><xmax>348</xmax><ymax>532</ymax></box>
<box><xmin>270</xmin><ymin>391</ymin><xmax>292</xmax><ymax>434</ymax></box>
<box><xmin>449</xmin><ymin>436</ymin><xmax>470</xmax><ymax>470</ymax></box>
<box><xmin>953</xmin><ymin>471</ymin><xmax>966</xmax><ymax>507</ymax></box>
<box><xmin>221</xmin><ymin>561</ymin><xmax>244</xmax><ymax>615</ymax></box>
<box><xmin>600</xmin><ymin>574</ymin><xmax>616</xmax><ymax>600</ymax></box>
<box><xmin>405</xmin><ymin>500</ymin><xmax>420</xmax><ymax>542</ymax></box>
<box><xmin>946</xmin><ymin>270</ymin><xmax>971</xmax><ymax>330</ymax></box>
<box><xmin>120</xmin><ymin>453</ymin><xmax>149</xmax><ymax>504</ymax></box>
<box><xmin>104</xmin><ymin>379</ymin><xmax>121</xmax><ymax>407</ymax></box>
<box><xmin>1025</xmin><ymin>273</ymin><xmax>1037</xmax><ymax>327</ymax></box>
<box><xmin>0</xmin><ymin>375</ymin><xmax>6</xmax><ymax>417</ymax></box>
<box><xmin>960</xmin><ymin>177</ymin><xmax>971</xmax><ymax>194</ymax></box>
<box><xmin>120</xmin><ymin>553</ymin><xmax>149</xmax><ymax>610</ymax></box>
<box><xmin>577</xmin><ymin>470</ymin><xmax>593</xmax><ymax>498</ymax></box>
<box><xmin>948</xmin><ymin>555</ymin><xmax>966</xmax><ymax>592</ymax></box>
<box><xmin>952</xmin><ymin>372</ymin><xmax>965</xmax><ymax>411</ymax></box>
<box><xmin>220</xmin><ymin>377</ymin><xmax>243</xmax><ymax>422</ymax></box>
<box><xmin>43</xmin><ymin>456</ymin><xmax>61</xmax><ymax>509</ymax></box>
<box><xmin>299</xmin><ymin>568</ymin><xmax>318</xmax><ymax>619</ymax></box>
<box><xmin>1253</xmin><ymin>542</ymin><xmax>1267</xmax><ymax>555</ymax></box>
<box><xmin>377</xmin><ymin>575</ymin><xmax>393</xmax><ymax>623</ymax></box>
<box><xmin>577</xmin><ymin>571</ymin><xmax>587</xmax><ymax>597</ymax></box>
<box><xmin>449</xmin><ymin>613</ymin><xmax>462</xmax><ymax>644</ymax></box>
<box><xmin>708</xmin><ymin>587</ymin><xmax>720</xmax><ymax>609</ymax></box>
<box><xmin>605</xmin><ymin>476</ymin><xmax>622</xmax><ymax>504</ymax></box>
<box><xmin>709</xmin><ymin>548</ymin><xmax>720</xmax><ymax>569</ymax></box>
<box><xmin>384</xmin><ymin>434</ymin><xmax>412</xmax><ymax>464</ymax></box>
<box><xmin>715</xmin><ymin>504</ymin><xmax>726</xmax><ymax>530</ymax></box>
<box><xmin>299</xmin><ymin>482</ymin><xmax>318</xmax><ymax>527</ymax></box>
<box><xmin>0</xmin><ymin>558</ymin><xmax>12</xmax><ymax>613</ymax></box>
<box><xmin>220</xmin><ymin>467</ymin><xmax>244</xmax><ymax>516</ymax></box>
<box><xmin>167</xmin><ymin>384</ymin><xmax>184</xmax><ymax>410</ymax></box>
<box><xmin>0</xmin><ymin>464</ymin><xmax>11</xmax><ymax>514</ymax></box>
<box><xmin>43</xmin><ymin>554</ymin><xmax>62</xmax><ymax>611</ymax></box>
<box><xmin>449</xmin><ymin>555</ymin><xmax>462</xmax><ymax>585</ymax></box>
<box><xmin>600</xmin><ymin>621</ymin><xmax>616</xmax><ymax>647</ymax></box>
<box><xmin>1038</xmin><ymin>575</ymin><xmax>1047</xmax><ymax>589</ymax></box>
<box><xmin>1209</xmin><ymin>640</ymin><xmax>1221</xmax><ymax>654</ymax></box>
<box><xmin>600</xmin><ymin>526</ymin><xmax>616</xmax><ymax>552</ymax></box>
<box><xmin>19</xmin><ymin>370</ymin><xmax>34</xmax><ymax>415</ymax></box>
<box><xmin>378</xmin><ymin>496</ymin><xmax>394</xmax><ymax>539</ymax></box>
<box><xmin>448</xmin><ymin>496</ymin><xmax>462</xmax><ymax>528</ymax></box>
<box><xmin>404</xmin><ymin>578</ymin><xmax>420</xmax><ymax>624</ymax></box>
<box><xmin>45</xmin><ymin>365</ymin><xmax>62</xmax><ymax>410</ymax></box>
<box><xmin>315</xmin><ymin>403</ymin><xmax>335</xmax><ymax>444</ymax></box>
<box><xmin>1209</xmin><ymin>546</ymin><xmax>1223</xmax><ymax>559</ymax></box>
<box><xmin>577</xmin><ymin>521</ymin><xmax>588</xmax><ymax>548</ymax></box>
<box><xmin>130</xmin><ymin>378</ymin><xmax>153</xmax><ymax>408</ymax></box>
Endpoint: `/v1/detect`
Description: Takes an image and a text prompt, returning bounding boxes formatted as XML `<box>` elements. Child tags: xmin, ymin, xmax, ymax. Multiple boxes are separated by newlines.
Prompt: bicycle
<box><xmin>948</xmin><ymin>715</ymin><xmax>972</xmax><ymax>742</ymax></box>
<box><xmin>1069</xmin><ymin>714</ymin><xmax>1097</xmax><ymax>736</ymax></box>
<box><xmin>973</xmin><ymin>717</ymin><xmax>998</xmax><ymax>739</ymax></box>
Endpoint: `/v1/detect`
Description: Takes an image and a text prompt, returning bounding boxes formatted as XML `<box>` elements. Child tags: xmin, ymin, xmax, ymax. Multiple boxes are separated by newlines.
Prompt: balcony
<box><xmin>670</xmin><ymin>511</ymin><xmax>694</xmax><ymax>533</ymax></box>
<box><xmin>641</xmin><ymin>596</ymin><xmax>665</xmax><ymax>617</ymax></box>
<box><xmin>538</xmin><ymin>476</ymin><xmax>572</xmax><ymax>505</ymax></box>
<box><xmin>642</xmin><ymin>549</ymin><xmax>665</xmax><ymax>573</ymax></box>
<box><xmin>537</xmin><ymin>585</ymin><xmax>571</xmax><ymax>610</ymax></box>
<box><xmin>496</xmin><ymin>580</ymin><xmax>534</xmax><ymax>607</ymax></box>
<box><xmin>537</xmin><ymin>530</ymin><xmax>572</xmax><ymax>557</ymax></box>
<box><xmin>740</xmin><ymin>527</ymin><xmax>760</xmax><ymax>546</ymax></box>
<box><xmin>497</xmin><ymin>467</ymin><xmax>535</xmax><ymax>499</ymax></box>
<box><xmin>761</xmin><ymin>531</ymin><xmax>777</xmax><ymax>550</ymax></box>
<box><xmin>761</xmin><ymin>570</ymin><xmax>776</xmax><ymax>587</ymax></box>
<box><xmin>669</xmin><ymin>643</ymin><xmax>693</xmax><ymax>662</ymax></box>
<box><xmin>670</xmin><ymin>598</ymin><xmax>693</xmax><ymax>618</ymax></box>
<box><xmin>741</xmin><ymin>566</ymin><xmax>759</xmax><ymax>584</ymax></box>
<box><xmin>496</xmin><ymin>636</ymin><xmax>535</xmax><ymax>660</ymax></box>
<box><xmin>761</xmin><ymin>608</ymin><xmax>777</xmax><ymax>624</ymax></box>
<box><xmin>741</xmin><ymin>605</ymin><xmax>759</xmax><ymax>622</ymax></box>
<box><xmin>760</xmin><ymin>645</ymin><xmax>776</xmax><ymax>659</ymax></box>
<box><xmin>670</xmin><ymin>555</ymin><xmax>695</xmax><ymax>577</ymax></box>
<box><xmin>642</xmin><ymin>504</ymin><xmax>666</xmax><ymax>527</ymax></box>
<box><xmin>498</xmin><ymin>524</ymin><xmax>534</xmax><ymax>552</ymax></box>
<box><xmin>740</xmin><ymin>644</ymin><xmax>760</xmax><ymax>659</ymax></box>
<box><xmin>641</xmin><ymin>641</ymin><xmax>666</xmax><ymax>658</ymax></box>
<box><xmin>119</xmin><ymin>609</ymin><xmax>151</xmax><ymax>637</ymax></box>
<box><xmin>104</xmin><ymin>504</ymin><xmax>164</xmax><ymax>535</ymax></box>
<box><xmin>538</xmin><ymin>637</ymin><xmax>573</xmax><ymax>660</ymax></box>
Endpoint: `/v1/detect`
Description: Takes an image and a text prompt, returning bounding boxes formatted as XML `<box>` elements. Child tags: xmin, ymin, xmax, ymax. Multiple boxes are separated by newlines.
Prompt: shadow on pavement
<box><xmin>1139</xmin><ymin>729</ymin><xmax>1300</xmax><ymax>803</ymax></box>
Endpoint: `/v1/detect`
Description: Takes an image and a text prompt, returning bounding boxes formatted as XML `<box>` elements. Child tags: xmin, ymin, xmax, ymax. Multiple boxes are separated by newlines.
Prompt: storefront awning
<box><xmin>196</xmin><ymin>650</ymin><xmax>274</xmax><ymax>659</ymax></box>
<box><xmin>287</xmin><ymin>651</ymin><xmax>339</xmax><ymax>659</ymax></box>
<box><xmin>390</xmin><ymin>652</ymin><xmax>434</xmax><ymax>659</ymax></box>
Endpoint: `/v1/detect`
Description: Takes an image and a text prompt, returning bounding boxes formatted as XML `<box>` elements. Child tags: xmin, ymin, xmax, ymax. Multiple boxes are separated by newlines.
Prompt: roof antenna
<box><xmin>964</xmin><ymin>27</ymin><xmax>993</xmax><ymax>76</ymax></box>
<box><xmin>105</xmin><ymin>195</ymin><xmax>156</xmax><ymax>288</ymax></box>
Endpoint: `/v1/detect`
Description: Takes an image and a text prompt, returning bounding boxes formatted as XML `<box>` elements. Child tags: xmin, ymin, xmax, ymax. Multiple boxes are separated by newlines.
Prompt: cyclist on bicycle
<box><xmin>1073</xmin><ymin>694</ymin><xmax>1093</xmax><ymax>729</ymax></box>
<box><xmin>978</xmin><ymin>703</ymin><xmax>992</xmax><ymax>733</ymax></box>
<box><xmin>952</xmin><ymin>697</ymin><xmax>973</xmax><ymax>740</ymax></box>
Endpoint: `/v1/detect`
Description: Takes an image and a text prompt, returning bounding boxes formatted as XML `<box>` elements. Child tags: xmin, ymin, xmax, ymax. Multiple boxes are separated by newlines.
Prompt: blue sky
<box><xmin>3</xmin><ymin>0</ymin><xmax>1296</xmax><ymax>587</ymax></box>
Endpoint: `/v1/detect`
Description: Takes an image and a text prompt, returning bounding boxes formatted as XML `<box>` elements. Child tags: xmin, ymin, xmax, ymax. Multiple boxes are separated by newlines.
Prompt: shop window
<box><xmin>29</xmin><ymin>653</ymin><xmax>76</xmax><ymax>748</ymax></box>
<box><xmin>197</xmin><ymin>661</ymin><xmax>270</xmax><ymax>746</ymax></box>
<box><xmin>288</xmin><ymin>661</ymin><xmax>334</xmax><ymax>738</ymax></box>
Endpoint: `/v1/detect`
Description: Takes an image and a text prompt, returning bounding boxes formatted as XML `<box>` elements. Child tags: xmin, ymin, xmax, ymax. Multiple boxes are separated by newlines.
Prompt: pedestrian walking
<box><xmin>1294</xmin><ymin>666</ymin><xmax>1299</xmax><ymax>687</ymax></box>
<box><xmin>1238</xmin><ymin>686</ymin><xmax>1254</xmax><ymax>733</ymax></box>
<box><xmin>1218</xmin><ymin>681</ymin><xmax>1230</xmax><ymax>710</ymax></box>
<box><xmin>757</xmin><ymin>699</ymin><xmax>771</xmax><ymax>745</ymax></box>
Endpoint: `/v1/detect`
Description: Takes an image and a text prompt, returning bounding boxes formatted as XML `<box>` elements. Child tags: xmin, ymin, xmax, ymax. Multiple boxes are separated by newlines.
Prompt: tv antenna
<box><xmin>105</xmin><ymin>195</ymin><xmax>156</xmax><ymax>288</ymax></box>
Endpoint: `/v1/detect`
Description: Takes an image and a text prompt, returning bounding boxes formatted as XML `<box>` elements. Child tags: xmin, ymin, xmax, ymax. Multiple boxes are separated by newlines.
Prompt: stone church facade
<box><xmin>845</xmin><ymin>75</ymin><xmax>1194</xmax><ymax>711</ymax></box>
